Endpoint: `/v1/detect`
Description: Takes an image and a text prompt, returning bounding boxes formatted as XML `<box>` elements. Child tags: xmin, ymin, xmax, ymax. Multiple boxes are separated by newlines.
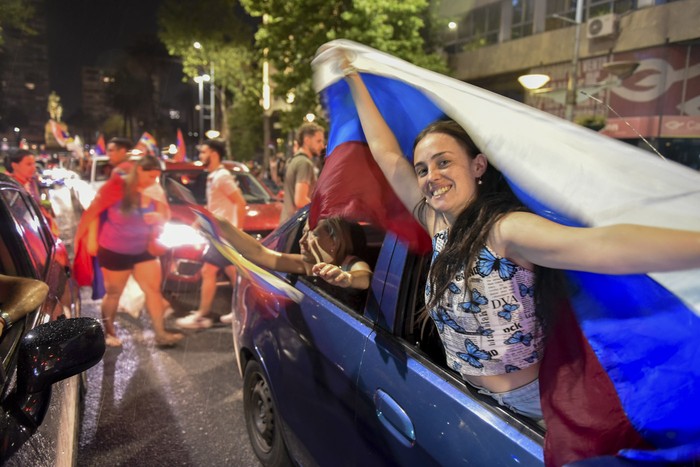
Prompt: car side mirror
<box><xmin>0</xmin><ymin>317</ymin><xmax>105</xmax><ymax>462</ymax></box>
<box><xmin>17</xmin><ymin>317</ymin><xmax>105</xmax><ymax>394</ymax></box>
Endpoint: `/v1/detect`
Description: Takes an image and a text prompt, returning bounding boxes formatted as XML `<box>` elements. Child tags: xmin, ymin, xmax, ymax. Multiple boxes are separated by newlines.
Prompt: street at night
<box><xmin>1</xmin><ymin>0</ymin><xmax>700</xmax><ymax>466</ymax></box>
<box><xmin>76</xmin><ymin>288</ymin><xmax>260</xmax><ymax>467</ymax></box>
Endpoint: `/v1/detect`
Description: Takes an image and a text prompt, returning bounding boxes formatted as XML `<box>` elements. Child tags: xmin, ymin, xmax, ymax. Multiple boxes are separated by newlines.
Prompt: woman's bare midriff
<box><xmin>465</xmin><ymin>362</ymin><xmax>540</xmax><ymax>393</ymax></box>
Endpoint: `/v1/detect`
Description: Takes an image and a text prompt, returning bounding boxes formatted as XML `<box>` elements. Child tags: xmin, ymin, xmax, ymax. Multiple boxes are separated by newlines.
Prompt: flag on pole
<box><xmin>174</xmin><ymin>128</ymin><xmax>187</xmax><ymax>162</ymax></box>
<box><xmin>134</xmin><ymin>132</ymin><xmax>158</xmax><ymax>156</ymax></box>
<box><xmin>95</xmin><ymin>134</ymin><xmax>106</xmax><ymax>155</ymax></box>
<box><xmin>312</xmin><ymin>40</ymin><xmax>700</xmax><ymax>465</ymax></box>
<box><xmin>49</xmin><ymin>119</ymin><xmax>72</xmax><ymax>147</ymax></box>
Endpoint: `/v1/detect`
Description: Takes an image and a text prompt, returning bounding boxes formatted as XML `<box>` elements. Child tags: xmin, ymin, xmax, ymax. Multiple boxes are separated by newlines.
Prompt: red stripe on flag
<box><xmin>310</xmin><ymin>141</ymin><xmax>431</xmax><ymax>253</ymax></box>
<box><xmin>540</xmin><ymin>301</ymin><xmax>652</xmax><ymax>466</ymax></box>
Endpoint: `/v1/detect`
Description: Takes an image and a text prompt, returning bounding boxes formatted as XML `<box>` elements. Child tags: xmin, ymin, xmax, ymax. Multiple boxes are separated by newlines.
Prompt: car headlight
<box><xmin>158</xmin><ymin>222</ymin><xmax>208</xmax><ymax>249</ymax></box>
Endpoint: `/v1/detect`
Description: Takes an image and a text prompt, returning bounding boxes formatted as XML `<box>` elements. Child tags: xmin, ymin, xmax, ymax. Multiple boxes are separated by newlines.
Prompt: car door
<box><xmin>354</xmin><ymin>236</ymin><xmax>545</xmax><ymax>466</ymax></box>
<box><xmin>0</xmin><ymin>181</ymin><xmax>82</xmax><ymax>465</ymax></box>
<box><xmin>243</xmin><ymin>212</ymin><xmax>382</xmax><ymax>467</ymax></box>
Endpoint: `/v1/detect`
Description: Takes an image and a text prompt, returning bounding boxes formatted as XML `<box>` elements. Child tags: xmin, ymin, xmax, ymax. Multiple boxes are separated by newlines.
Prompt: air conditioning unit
<box><xmin>587</xmin><ymin>14</ymin><xmax>616</xmax><ymax>39</ymax></box>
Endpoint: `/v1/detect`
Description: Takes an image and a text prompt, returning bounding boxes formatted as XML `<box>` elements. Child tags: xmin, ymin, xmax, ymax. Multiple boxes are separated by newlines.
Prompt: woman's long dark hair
<box><xmin>121</xmin><ymin>155</ymin><xmax>163</xmax><ymax>213</ymax></box>
<box><xmin>416</xmin><ymin>120</ymin><xmax>563</xmax><ymax>335</ymax></box>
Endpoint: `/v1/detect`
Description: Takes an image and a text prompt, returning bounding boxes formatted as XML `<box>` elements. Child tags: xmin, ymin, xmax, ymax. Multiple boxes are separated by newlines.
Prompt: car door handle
<box><xmin>374</xmin><ymin>389</ymin><xmax>415</xmax><ymax>446</ymax></box>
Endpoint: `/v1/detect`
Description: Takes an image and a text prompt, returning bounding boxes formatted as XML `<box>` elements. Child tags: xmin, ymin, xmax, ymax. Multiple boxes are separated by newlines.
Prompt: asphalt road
<box><xmin>77</xmin><ymin>288</ymin><xmax>261</xmax><ymax>467</ymax></box>
<box><xmin>50</xmin><ymin>186</ymin><xmax>261</xmax><ymax>466</ymax></box>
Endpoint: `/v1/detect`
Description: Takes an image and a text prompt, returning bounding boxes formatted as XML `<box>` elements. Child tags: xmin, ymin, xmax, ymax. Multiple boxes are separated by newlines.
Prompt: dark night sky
<box><xmin>46</xmin><ymin>0</ymin><xmax>163</xmax><ymax>117</ymax></box>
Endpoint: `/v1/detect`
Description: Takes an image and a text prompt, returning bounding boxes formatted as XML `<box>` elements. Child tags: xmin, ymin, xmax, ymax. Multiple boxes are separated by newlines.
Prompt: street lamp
<box><xmin>194</xmin><ymin>74</ymin><xmax>210</xmax><ymax>143</ymax></box>
<box><xmin>447</xmin><ymin>21</ymin><xmax>459</xmax><ymax>53</ymax></box>
<box><xmin>564</xmin><ymin>0</ymin><xmax>584</xmax><ymax>121</ymax></box>
<box><xmin>193</xmin><ymin>41</ymin><xmax>216</xmax><ymax>134</ymax></box>
<box><xmin>261</xmin><ymin>14</ymin><xmax>273</xmax><ymax>167</ymax></box>
<box><xmin>517</xmin><ymin>74</ymin><xmax>551</xmax><ymax>90</ymax></box>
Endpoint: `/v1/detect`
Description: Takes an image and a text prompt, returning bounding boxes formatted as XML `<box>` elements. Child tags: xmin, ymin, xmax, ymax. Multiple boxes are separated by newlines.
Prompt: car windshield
<box><xmin>233</xmin><ymin>172</ymin><xmax>272</xmax><ymax>204</ymax></box>
<box><xmin>162</xmin><ymin>169</ymin><xmax>272</xmax><ymax>205</ymax></box>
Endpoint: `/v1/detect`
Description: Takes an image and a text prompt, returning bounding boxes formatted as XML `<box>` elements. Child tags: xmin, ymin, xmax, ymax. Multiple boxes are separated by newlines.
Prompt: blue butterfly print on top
<box><xmin>497</xmin><ymin>303</ymin><xmax>519</xmax><ymax>321</ymax></box>
<box><xmin>519</xmin><ymin>283</ymin><xmax>535</xmax><ymax>298</ymax></box>
<box><xmin>476</xmin><ymin>248</ymin><xmax>517</xmax><ymax>281</ymax></box>
<box><xmin>504</xmin><ymin>330</ymin><xmax>533</xmax><ymax>347</ymax></box>
<box><xmin>524</xmin><ymin>351</ymin><xmax>539</xmax><ymax>363</ymax></box>
<box><xmin>505</xmin><ymin>365</ymin><xmax>521</xmax><ymax>373</ymax></box>
<box><xmin>459</xmin><ymin>289</ymin><xmax>488</xmax><ymax>314</ymax></box>
<box><xmin>476</xmin><ymin>326</ymin><xmax>494</xmax><ymax>337</ymax></box>
<box><xmin>448</xmin><ymin>282</ymin><xmax>461</xmax><ymax>294</ymax></box>
<box><xmin>457</xmin><ymin>338</ymin><xmax>492</xmax><ymax>369</ymax></box>
<box><xmin>431</xmin><ymin>306</ymin><xmax>467</xmax><ymax>334</ymax></box>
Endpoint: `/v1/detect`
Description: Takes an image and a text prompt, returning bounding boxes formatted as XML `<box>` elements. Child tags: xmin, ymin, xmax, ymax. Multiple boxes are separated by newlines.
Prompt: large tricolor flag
<box><xmin>312</xmin><ymin>40</ymin><xmax>700</xmax><ymax>465</ymax></box>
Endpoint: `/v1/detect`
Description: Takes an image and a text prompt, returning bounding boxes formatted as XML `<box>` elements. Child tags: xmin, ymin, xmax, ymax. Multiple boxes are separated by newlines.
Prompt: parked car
<box><xmin>230</xmin><ymin>207</ymin><xmax>647</xmax><ymax>467</ymax></box>
<box><xmin>0</xmin><ymin>173</ymin><xmax>105</xmax><ymax>465</ymax></box>
<box><xmin>158</xmin><ymin>160</ymin><xmax>282</xmax><ymax>306</ymax></box>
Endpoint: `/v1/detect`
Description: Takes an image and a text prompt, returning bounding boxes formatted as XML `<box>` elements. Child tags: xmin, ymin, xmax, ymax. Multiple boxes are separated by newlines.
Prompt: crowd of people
<box><xmin>3</xmin><ymin>123</ymin><xmax>365</xmax><ymax>350</ymax></box>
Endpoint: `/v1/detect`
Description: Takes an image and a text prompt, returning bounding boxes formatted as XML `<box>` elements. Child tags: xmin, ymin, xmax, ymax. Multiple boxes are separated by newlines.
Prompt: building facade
<box><xmin>0</xmin><ymin>0</ymin><xmax>50</xmax><ymax>148</ymax></box>
<box><xmin>81</xmin><ymin>67</ymin><xmax>115</xmax><ymax>126</ymax></box>
<box><xmin>441</xmin><ymin>0</ymin><xmax>700</xmax><ymax>169</ymax></box>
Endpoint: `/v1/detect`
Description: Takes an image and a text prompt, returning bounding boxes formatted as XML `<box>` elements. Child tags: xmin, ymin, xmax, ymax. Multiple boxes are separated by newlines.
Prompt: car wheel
<box><xmin>243</xmin><ymin>360</ymin><xmax>292</xmax><ymax>467</ymax></box>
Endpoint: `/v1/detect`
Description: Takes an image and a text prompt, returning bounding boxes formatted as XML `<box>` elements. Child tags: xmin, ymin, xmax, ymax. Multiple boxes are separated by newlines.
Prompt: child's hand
<box><xmin>312</xmin><ymin>262</ymin><xmax>351</xmax><ymax>288</ymax></box>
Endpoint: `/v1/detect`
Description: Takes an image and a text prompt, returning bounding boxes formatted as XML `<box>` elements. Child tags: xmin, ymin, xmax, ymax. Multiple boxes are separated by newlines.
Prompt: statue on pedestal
<box><xmin>45</xmin><ymin>92</ymin><xmax>68</xmax><ymax>149</ymax></box>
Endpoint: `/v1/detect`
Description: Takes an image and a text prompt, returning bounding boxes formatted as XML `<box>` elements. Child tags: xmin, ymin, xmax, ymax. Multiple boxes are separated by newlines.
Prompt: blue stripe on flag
<box><xmin>323</xmin><ymin>74</ymin><xmax>444</xmax><ymax>161</ymax></box>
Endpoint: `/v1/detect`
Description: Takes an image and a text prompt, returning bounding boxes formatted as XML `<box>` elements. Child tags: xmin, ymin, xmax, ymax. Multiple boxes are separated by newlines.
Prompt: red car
<box><xmin>158</xmin><ymin>160</ymin><xmax>282</xmax><ymax>306</ymax></box>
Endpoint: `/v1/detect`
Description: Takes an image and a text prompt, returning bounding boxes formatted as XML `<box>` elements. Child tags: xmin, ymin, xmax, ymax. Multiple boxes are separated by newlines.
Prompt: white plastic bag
<box><xmin>118</xmin><ymin>275</ymin><xmax>145</xmax><ymax>319</ymax></box>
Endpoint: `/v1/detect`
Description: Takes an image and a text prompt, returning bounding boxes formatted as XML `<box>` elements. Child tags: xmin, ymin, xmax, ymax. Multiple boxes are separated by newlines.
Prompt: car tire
<box><xmin>243</xmin><ymin>360</ymin><xmax>292</xmax><ymax>467</ymax></box>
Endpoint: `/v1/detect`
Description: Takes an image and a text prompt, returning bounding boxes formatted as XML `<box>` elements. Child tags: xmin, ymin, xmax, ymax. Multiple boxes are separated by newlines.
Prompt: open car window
<box><xmin>397</xmin><ymin>249</ymin><xmax>546</xmax><ymax>438</ymax></box>
<box><xmin>297</xmin><ymin>222</ymin><xmax>384</xmax><ymax>315</ymax></box>
<box><xmin>266</xmin><ymin>209</ymin><xmax>384</xmax><ymax>315</ymax></box>
<box><xmin>233</xmin><ymin>172</ymin><xmax>272</xmax><ymax>204</ymax></box>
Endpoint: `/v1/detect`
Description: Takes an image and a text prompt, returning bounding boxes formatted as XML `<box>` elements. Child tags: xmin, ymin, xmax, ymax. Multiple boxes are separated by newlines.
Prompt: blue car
<box><xmin>230</xmin><ymin>208</ymin><xmax>648</xmax><ymax>467</ymax></box>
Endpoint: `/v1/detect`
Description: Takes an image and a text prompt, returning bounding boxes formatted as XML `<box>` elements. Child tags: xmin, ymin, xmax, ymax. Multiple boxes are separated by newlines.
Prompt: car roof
<box><xmin>163</xmin><ymin>160</ymin><xmax>205</xmax><ymax>171</ymax></box>
<box><xmin>163</xmin><ymin>160</ymin><xmax>251</xmax><ymax>173</ymax></box>
<box><xmin>222</xmin><ymin>160</ymin><xmax>250</xmax><ymax>172</ymax></box>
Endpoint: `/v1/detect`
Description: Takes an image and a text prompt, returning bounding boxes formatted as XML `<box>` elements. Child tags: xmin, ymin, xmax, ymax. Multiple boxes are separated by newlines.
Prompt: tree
<box><xmin>0</xmin><ymin>0</ymin><xmax>35</xmax><ymax>47</ymax></box>
<box><xmin>106</xmin><ymin>59</ymin><xmax>156</xmax><ymax>139</ymax></box>
<box><xmin>158</xmin><ymin>0</ymin><xmax>262</xmax><ymax>160</ymax></box>
<box><xmin>240</xmin><ymin>0</ymin><xmax>448</xmax><ymax>132</ymax></box>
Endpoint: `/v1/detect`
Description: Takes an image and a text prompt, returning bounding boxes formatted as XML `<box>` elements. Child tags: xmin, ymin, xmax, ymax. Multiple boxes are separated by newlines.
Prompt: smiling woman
<box><xmin>339</xmin><ymin>54</ymin><xmax>700</xmax><ymax>430</ymax></box>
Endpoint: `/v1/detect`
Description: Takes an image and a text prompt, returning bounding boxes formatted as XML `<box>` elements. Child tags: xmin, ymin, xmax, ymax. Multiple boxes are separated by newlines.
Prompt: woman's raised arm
<box><xmin>342</xmin><ymin>68</ymin><xmax>427</xmax><ymax>226</ymax></box>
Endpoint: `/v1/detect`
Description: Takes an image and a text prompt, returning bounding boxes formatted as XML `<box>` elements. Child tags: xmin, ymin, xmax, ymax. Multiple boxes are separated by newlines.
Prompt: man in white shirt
<box><xmin>176</xmin><ymin>140</ymin><xmax>247</xmax><ymax>329</ymax></box>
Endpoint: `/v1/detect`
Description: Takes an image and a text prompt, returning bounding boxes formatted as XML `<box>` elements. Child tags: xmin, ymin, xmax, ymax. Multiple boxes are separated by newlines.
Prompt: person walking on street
<box><xmin>279</xmin><ymin>123</ymin><xmax>325</xmax><ymax>223</ymax></box>
<box><xmin>176</xmin><ymin>140</ymin><xmax>247</xmax><ymax>330</ymax></box>
<box><xmin>74</xmin><ymin>155</ymin><xmax>184</xmax><ymax>347</ymax></box>
<box><xmin>106</xmin><ymin>137</ymin><xmax>134</xmax><ymax>179</ymax></box>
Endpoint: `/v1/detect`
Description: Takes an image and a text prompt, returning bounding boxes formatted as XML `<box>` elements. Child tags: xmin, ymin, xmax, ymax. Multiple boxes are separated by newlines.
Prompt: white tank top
<box><xmin>426</xmin><ymin>229</ymin><xmax>544</xmax><ymax>378</ymax></box>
